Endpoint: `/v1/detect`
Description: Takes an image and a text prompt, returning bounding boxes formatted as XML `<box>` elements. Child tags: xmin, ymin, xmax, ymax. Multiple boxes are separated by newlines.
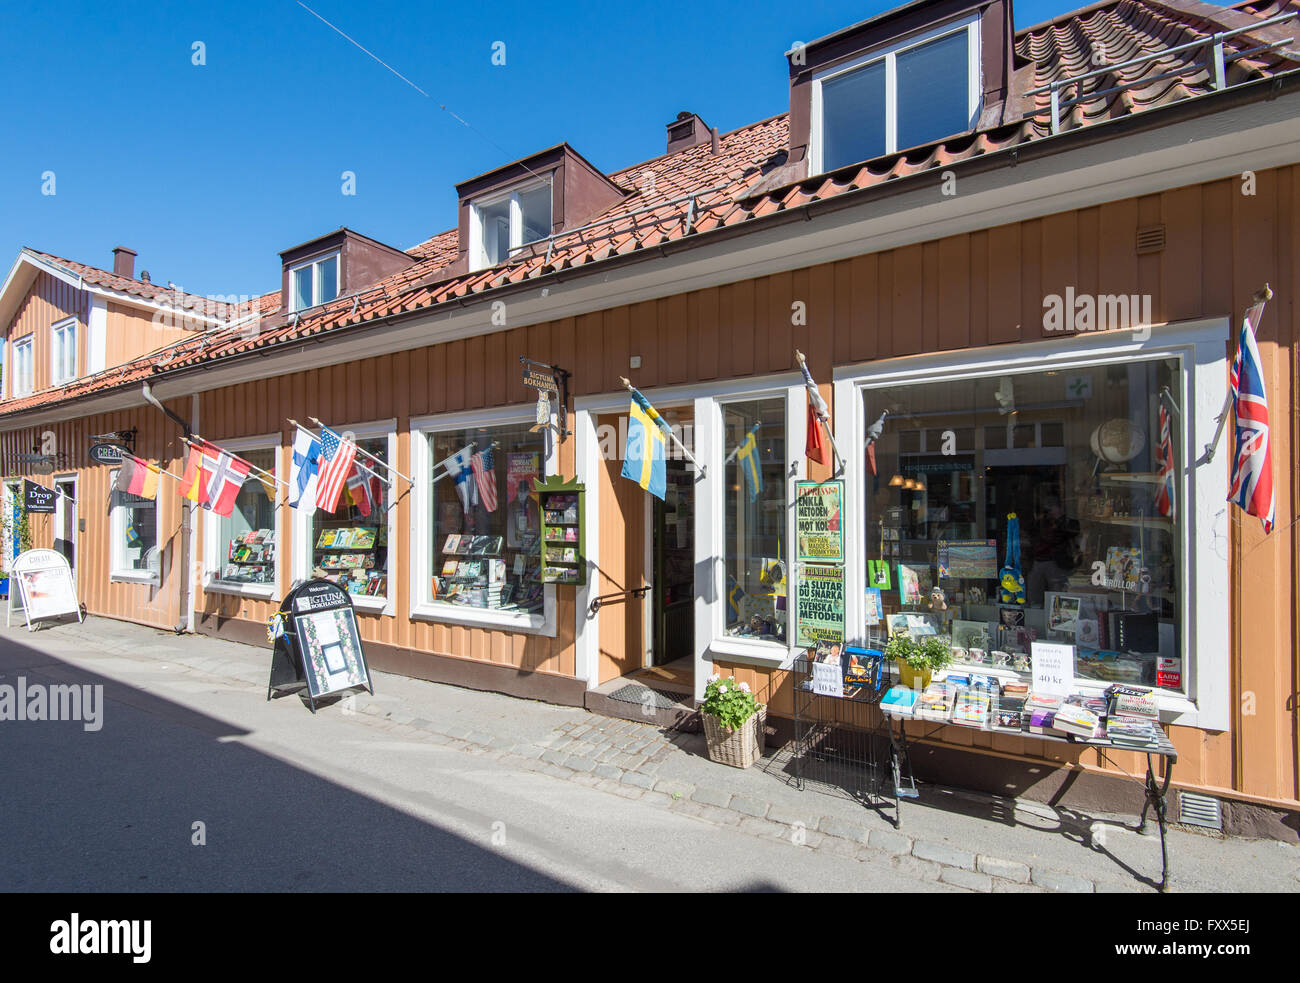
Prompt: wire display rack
<box><xmin>791</xmin><ymin>650</ymin><xmax>908</xmax><ymax>825</ymax></box>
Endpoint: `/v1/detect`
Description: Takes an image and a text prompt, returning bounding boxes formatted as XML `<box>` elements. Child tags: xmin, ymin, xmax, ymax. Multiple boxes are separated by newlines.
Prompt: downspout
<box><xmin>141</xmin><ymin>382</ymin><xmax>194</xmax><ymax>633</ymax></box>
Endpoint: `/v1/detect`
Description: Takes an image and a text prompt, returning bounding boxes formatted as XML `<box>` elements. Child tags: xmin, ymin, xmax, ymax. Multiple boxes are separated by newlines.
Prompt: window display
<box><xmin>723</xmin><ymin>396</ymin><xmax>788</xmax><ymax>641</ymax></box>
<box><xmin>109</xmin><ymin>469</ymin><xmax>159</xmax><ymax>575</ymax></box>
<box><xmin>214</xmin><ymin>449</ymin><xmax>276</xmax><ymax>586</ymax></box>
<box><xmin>864</xmin><ymin>357</ymin><xmax>1184</xmax><ymax>692</ymax></box>
<box><xmin>308</xmin><ymin>437</ymin><xmax>389</xmax><ymax>598</ymax></box>
<box><xmin>428</xmin><ymin>424</ymin><xmax>546</xmax><ymax>613</ymax></box>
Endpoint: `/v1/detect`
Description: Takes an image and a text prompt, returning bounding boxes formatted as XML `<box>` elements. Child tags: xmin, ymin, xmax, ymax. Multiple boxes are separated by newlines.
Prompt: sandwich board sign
<box><xmin>7</xmin><ymin>548</ymin><xmax>82</xmax><ymax>630</ymax></box>
<box><xmin>267</xmin><ymin>579</ymin><xmax>373</xmax><ymax>713</ymax></box>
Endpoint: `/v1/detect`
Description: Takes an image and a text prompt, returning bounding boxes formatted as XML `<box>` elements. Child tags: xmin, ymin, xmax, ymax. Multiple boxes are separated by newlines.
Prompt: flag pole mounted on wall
<box><xmin>795</xmin><ymin>350</ymin><xmax>844</xmax><ymax>477</ymax></box>
<box><xmin>308</xmin><ymin>417</ymin><xmax>413</xmax><ymax>486</ymax></box>
<box><xmin>431</xmin><ymin>440</ymin><xmax>501</xmax><ymax>485</ymax></box>
<box><xmin>1198</xmin><ymin>284</ymin><xmax>1272</xmax><ymax>466</ymax></box>
<box><xmin>617</xmin><ymin>377</ymin><xmax>704</xmax><ymax>475</ymax></box>
<box><xmin>181</xmin><ymin>434</ymin><xmax>289</xmax><ymax>488</ymax></box>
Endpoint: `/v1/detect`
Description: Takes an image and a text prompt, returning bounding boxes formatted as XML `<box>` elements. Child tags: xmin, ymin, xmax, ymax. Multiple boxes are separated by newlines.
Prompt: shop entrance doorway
<box><xmin>650</xmin><ymin>453</ymin><xmax>694</xmax><ymax>671</ymax></box>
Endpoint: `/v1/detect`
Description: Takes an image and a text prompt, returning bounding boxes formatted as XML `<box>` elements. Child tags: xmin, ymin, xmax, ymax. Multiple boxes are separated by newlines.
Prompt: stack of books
<box><xmin>1053</xmin><ymin>702</ymin><xmax>1101</xmax><ymax>739</ymax></box>
<box><xmin>917</xmin><ymin>685</ymin><xmax>954</xmax><ymax>722</ymax></box>
<box><xmin>1105</xmin><ymin>684</ymin><xmax>1162</xmax><ymax>747</ymax></box>
<box><xmin>952</xmin><ymin>689</ymin><xmax>992</xmax><ymax>728</ymax></box>
<box><xmin>1026</xmin><ymin>694</ymin><xmax>1066</xmax><ymax>737</ymax></box>
<box><xmin>992</xmin><ymin>694</ymin><xmax>1026</xmax><ymax>732</ymax></box>
<box><xmin>880</xmin><ymin>686</ymin><xmax>919</xmax><ymax>717</ymax></box>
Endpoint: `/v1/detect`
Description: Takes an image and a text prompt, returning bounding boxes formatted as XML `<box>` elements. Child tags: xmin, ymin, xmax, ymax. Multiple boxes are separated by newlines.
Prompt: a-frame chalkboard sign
<box><xmin>267</xmin><ymin>579</ymin><xmax>374</xmax><ymax>713</ymax></box>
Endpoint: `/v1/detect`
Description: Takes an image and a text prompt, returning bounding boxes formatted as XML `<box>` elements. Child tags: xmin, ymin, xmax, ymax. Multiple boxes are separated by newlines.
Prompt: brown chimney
<box><xmin>112</xmin><ymin>246</ymin><xmax>137</xmax><ymax>279</ymax></box>
<box><xmin>666</xmin><ymin>112</ymin><xmax>711</xmax><ymax>155</ymax></box>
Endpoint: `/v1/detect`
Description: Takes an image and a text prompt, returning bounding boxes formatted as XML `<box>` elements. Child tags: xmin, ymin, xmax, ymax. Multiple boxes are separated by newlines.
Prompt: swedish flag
<box><xmin>622</xmin><ymin>398</ymin><xmax>667</xmax><ymax>500</ymax></box>
<box><xmin>726</xmin><ymin>576</ymin><xmax>746</xmax><ymax>622</ymax></box>
<box><xmin>736</xmin><ymin>425</ymin><xmax>762</xmax><ymax>501</ymax></box>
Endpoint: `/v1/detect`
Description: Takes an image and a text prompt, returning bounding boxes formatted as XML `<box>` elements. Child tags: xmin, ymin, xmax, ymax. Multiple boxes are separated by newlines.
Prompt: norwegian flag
<box><xmin>1227</xmin><ymin>304</ymin><xmax>1274</xmax><ymax>533</ymax></box>
<box><xmin>346</xmin><ymin>461</ymin><xmax>382</xmax><ymax>517</ymax></box>
<box><xmin>317</xmin><ymin>427</ymin><xmax>357</xmax><ymax>514</ymax></box>
<box><xmin>471</xmin><ymin>445</ymin><xmax>498</xmax><ymax>513</ymax></box>
<box><xmin>1154</xmin><ymin>403</ymin><xmax>1174</xmax><ymax>519</ymax></box>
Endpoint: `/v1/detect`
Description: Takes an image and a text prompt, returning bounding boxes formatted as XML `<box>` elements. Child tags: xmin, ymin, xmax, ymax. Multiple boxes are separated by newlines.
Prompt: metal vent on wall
<box><xmin>1136</xmin><ymin>224</ymin><xmax>1166</xmax><ymax>254</ymax></box>
<box><xmin>1178</xmin><ymin>791</ymin><xmax>1223</xmax><ymax>830</ymax></box>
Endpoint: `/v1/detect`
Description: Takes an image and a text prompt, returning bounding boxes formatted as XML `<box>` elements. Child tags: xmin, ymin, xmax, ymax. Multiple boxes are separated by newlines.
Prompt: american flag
<box><xmin>1154</xmin><ymin>403</ymin><xmax>1174</xmax><ymax>519</ymax></box>
<box><xmin>471</xmin><ymin>445</ymin><xmax>498</xmax><ymax>512</ymax></box>
<box><xmin>1228</xmin><ymin>304</ymin><xmax>1274</xmax><ymax>533</ymax></box>
<box><xmin>317</xmin><ymin>427</ymin><xmax>357</xmax><ymax>514</ymax></box>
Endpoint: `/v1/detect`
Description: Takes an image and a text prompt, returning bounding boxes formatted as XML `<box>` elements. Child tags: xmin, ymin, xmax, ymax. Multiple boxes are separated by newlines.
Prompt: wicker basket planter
<box><xmin>702</xmin><ymin>706</ymin><xmax>766</xmax><ymax>769</ymax></box>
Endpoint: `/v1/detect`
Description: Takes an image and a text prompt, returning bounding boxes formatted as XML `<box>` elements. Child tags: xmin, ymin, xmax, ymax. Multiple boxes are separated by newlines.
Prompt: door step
<box><xmin>586</xmin><ymin>678</ymin><xmax>700</xmax><ymax>732</ymax></box>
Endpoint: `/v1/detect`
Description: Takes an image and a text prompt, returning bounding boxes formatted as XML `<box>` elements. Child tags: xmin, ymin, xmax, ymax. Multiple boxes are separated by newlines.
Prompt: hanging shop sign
<box><xmin>23</xmin><ymin>480</ymin><xmax>56</xmax><ymax>514</ymax></box>
<box><xmin>520</xmin><ymin>356</ymin><xmax>572</xmax><ymax>436</ymax></box>
<box><xmin>795</xmin><ymin>480</ymin><xmax>844</xmax><ymax>563</ymax></box>
<box><xmin>795</xmin><ymin>564</ymin><xmax>845</xmax><ymax>647</ymax></box>
<box><xmin>88</xmin><ymin>443</ymin><xmax>128</xmax><ymax>465</ymax></box>
<box><xmin>266</xmin><ymin>579</ymin><xmax>373</xmax><ymax>713</ymax></box>
<box><xmin>7</xmin><ymin>548</ymin><xmax>82</xmax><ymax>630</ymax></box>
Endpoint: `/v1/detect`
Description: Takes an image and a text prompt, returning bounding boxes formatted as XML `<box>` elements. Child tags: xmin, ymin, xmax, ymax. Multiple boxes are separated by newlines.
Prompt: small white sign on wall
<box><xmin>1031</xmin><ymin>641</ymin><xmax>1075</xmax><ymax>698</ymax></box>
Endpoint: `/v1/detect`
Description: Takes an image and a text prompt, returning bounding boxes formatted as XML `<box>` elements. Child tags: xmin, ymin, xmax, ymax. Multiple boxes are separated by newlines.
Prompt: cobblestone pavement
<box><xmin>11</xmin><ymin>617</ymin><xmax>1300</xmax><ymax>894</ymax></box>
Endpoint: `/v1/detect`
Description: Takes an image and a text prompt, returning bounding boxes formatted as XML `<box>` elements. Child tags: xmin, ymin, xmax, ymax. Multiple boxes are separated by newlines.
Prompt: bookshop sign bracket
<box><xmin>520</xmin><ymin>356</ymin><xmax>571</xmax><ymax>438</ymax></box>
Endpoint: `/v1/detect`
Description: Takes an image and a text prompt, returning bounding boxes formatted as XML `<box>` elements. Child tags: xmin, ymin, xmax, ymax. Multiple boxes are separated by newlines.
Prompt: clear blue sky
<box><xmin>0</xmin><ymin>0</ymin><xmax>1174</xmax><ymax>298</ymax></box>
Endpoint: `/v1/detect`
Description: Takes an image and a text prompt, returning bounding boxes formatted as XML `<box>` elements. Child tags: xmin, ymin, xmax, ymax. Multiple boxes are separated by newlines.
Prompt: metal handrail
<box><xmin>1024</xmin><ymin>10</ymin><xmax>1299</xmax><ymax>134</ymax></box>
<box><xmin>588</xmin><ymin>585</ymin><xmax>651</xmax><ymax>615</ymax></box>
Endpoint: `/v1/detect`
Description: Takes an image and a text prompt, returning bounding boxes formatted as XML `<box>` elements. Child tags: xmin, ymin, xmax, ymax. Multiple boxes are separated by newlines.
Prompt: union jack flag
<box><xmin>1228</xmin><ymin>304</ymin><xmax>1274</xmax><ymax>533</ymax></box>
<box><xmin>1154</xmin><ymin>403</ymin><xmax>1174</xmax><ymax>519</ymax></box>
<box><xmin>471</xmin><ymin>445</ymin><xmax>498</xmax><ymax>513</ymax></box>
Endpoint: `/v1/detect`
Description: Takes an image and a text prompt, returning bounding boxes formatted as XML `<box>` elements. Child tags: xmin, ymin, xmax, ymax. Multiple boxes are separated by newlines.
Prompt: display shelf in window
<box><xmin>311</xmin><ymin>524</ymin><xmax>387</xmax><ymax>597</ymax></box>
<box><xmin>222</xmin><ymin>529</ymin><xmax>276</xmax><ymax>584</ymax></box>
<box><xmin>434</xmin><ymin>532</ymin><xmax>543</xmax><ymax>611</ymax></box>
<box><xmin>534</xmin><ymin>475</ymin><xmax>585</xmax><ymax>586</ymax></box>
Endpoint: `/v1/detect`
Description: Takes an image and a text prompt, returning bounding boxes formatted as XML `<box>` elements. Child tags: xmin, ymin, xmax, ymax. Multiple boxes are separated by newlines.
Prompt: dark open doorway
<box><xmin>651</xmin><ymin>455</ymin><xmax>694</xmax><ymax>667</ymax></box>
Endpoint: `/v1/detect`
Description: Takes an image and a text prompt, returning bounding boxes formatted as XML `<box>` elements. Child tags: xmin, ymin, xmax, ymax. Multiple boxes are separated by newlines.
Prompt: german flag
<box><xmin>113</xmin><ymin>453</ymin><xmax>161</xmax><ymax>500</ymax></box>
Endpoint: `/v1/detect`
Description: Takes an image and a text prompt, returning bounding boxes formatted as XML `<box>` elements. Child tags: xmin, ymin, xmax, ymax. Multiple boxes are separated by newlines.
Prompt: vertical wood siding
<box><xmin>2</xmin><ymin>167</ymin><xmax>1297</xmax><ymax>806</ymax></box>
<box><xmin>6</xmin><ymin>272</ymin><xmax>87</xmax><ymax>393</ymax></box>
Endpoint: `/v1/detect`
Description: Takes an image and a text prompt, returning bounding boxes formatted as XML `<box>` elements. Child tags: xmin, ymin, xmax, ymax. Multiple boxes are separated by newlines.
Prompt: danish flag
<box><xmin>1227</xmin><ymin>303</ymin><xmax>1274</xmax><ymax>533</ymax></box>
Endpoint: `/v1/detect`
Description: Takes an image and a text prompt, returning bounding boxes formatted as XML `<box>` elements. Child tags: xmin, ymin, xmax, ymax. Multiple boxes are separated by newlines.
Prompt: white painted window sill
<box><xmin>110</xmin><ymin>570</ymin><xmax>160</xmax><ymax>587</ymax></box>
<box><xmin>350</xmin><ymin>594</ymin><xmax>393</xmax><ymax>616</ymax></box>
<box><xmin>410</xmin><ymin>600</ymin><xmax>553</xmax><ymax>636</ymax></box>
<box><xmin>204</xmin><ymin>580</ymin><xmax>278</xmax><ymax>601</ymax></box>
<box><xmin>708</xmin><ymin>636</ymin><xmax>794</xmax><ymax>669</ymax></box>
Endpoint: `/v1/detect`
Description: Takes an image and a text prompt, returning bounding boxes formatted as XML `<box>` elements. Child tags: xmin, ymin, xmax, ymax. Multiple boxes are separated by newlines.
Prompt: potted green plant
<box><xmin>700</xmin><ymin>674</ymin><xmax>766</xmax><ymax>769</ymax></box>
<box><xmin>885</xmin><ymin>633</ymin><xmax>953</xmax><ymax>691</ymax></box>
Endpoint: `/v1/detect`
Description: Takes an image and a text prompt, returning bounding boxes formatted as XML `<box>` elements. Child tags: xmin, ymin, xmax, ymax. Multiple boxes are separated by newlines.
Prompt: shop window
<box><xmin>864</xmin><ymin>356</ymin><xmax>1186</xmax><ymax>694</ymax></box>
<box><xmin>425</xmin><ymin>421</ymin><xmax>547</xmax><ymax>614</ymax></box>
<box><xmin>722</xmin><ymin>396</ymin><xmax>788</xmax><ymax>642</ymax></box>
<box><xmin>109</xmin><ymin>469</ymin><xmax>160</xmax><ymax>580</ymax></box>
<box><xmin>306</xmin><ymin>435</ymin><xmax>391</xmax><ymax>601</ymax></box>
<box><xmin>211</xmin><ymin>448</ymin><xmax>277</xmax><ymax>588</ymax></box>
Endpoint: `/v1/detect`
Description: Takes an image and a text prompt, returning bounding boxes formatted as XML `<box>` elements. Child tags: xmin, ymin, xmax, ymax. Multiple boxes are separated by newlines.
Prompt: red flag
<box><xmin>866</xmin><ymin>442</ymin><xmax>878</xmax><ymax>477</ymax></box>
<box><xmin>346</xmin><ymin>462</ymin><xmax>375</xmax><ymax>517</ymax></box>
<box><xmin>806</xmin><ymin>398</ymin><xmax>827</xmax><ymax>465</ymax></box>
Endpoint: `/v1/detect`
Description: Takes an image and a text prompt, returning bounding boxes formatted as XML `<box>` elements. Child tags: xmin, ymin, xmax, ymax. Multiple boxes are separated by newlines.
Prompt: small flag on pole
<box><xmin>1155</xmin><ymin>403</ymin><xmax>1174</xmax><ymax>519</ymax></box>
<box><xmin>317</xmin><ymin>427</ymin><xmax>357</xmax><ymax>514</ymax></box>
<box><xmin>1228</xmin><ymin>302</ymin><xmax>1274</xmax><ymax>533</ymax></box>
<box><xmin>438</xmin><ymin>445</ymin><xmax>478</xmax><ymax>513</ymax></box>
<box><xmin>471</xmin><ymin>445</ymin><xmax>498</xmax><ymax>512</ymax></box>
<box><xmin>736</xmin><ymin>425</ymin><xmax>762</xmax><ymax>502</ymax></box>
<box><xmin>622</xmin><ymin>396</ymin><xmax>667</xmax><ymax>500</ymax></box>
<box><xmin>181</xmin><ymin>442</ymin><xmax>208</xmax><ymax>504</ymax></box>
<box><xmin>289</xmin><ymin>430</ymin><xmax>321</xmax><ymax>513</ymax></box>
<box><xmin>202</xmin><ymin>447</ymin><xmax>252</xmax><ymax>518</ymax></box>
<box><xmin>113</xmin><ymin>454</ymin><xmax>161</xmax><ymax>500</ymax></box>
<box><xmin>345</xmin><ymin>462</ymin><xmax>375</xmax><ymax>517</ymax></box>
<box><xmin>798</xmin><ymin>353</ymin><xmax>830</xmax><ymax>466</ymax></box>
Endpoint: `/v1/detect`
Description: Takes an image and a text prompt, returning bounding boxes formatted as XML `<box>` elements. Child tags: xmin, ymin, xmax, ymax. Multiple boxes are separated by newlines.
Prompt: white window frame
<box><xmin>50</xmin><ymin>317</ymin><xmax>77</xmax><ymax>385</ymax></box>
<box><xmin>409</xmin><ymin>404</ymin><xmax>557</xmax><ymax>634</ymax></box>
<box><xmin>109</xmin><ymin>467</ymin><xmax>162</xmax><ymax>585</ymax></box>
<box><xmin>833</xmin><ymin>317</ymin><xmax>1232</xmax><ymax>731</ymax></box>
<box><xmin>292</xmin><ymin>420</ymin><xmax>398</xmax><ymax>616</ymax></box>
<box><xmin>11</xmin><ymin>335</ymin><xmax>34</xmax><ymax>397</ymax></box>
<box><xmin>1</xmin><ymin>479</ymin><xmax>19</xmax><ymax>573</ymax></box>
<box><xmin>203</xmin><ymin>433</ymin><xmax>284</xmax><ymax>601</ymax></box>
<box><xmin>287</xmin><ymin>251</ymin><xmax>340</xmax><ymax>313</ymax></box>
<box><xmin>573</xmin><ymin>372</ymin><xmax>805</xmax><ymax>701</ymax></box>
<box><xmin>810</xmin><ymin>13</ymin><xmax>982</xmax><ymax>175</ymax></box>
<box><xmin>468</xmin><ymin>176</ymin><xmax>553</xmax><ymax>272</ymax></box>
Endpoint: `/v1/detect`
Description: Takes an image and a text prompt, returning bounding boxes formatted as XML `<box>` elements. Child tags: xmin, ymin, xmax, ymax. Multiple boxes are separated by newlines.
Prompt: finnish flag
<box><xmin>290</xmin><ymin>430</ymin><xmax>322</xmax><ymax>513</ymax></box>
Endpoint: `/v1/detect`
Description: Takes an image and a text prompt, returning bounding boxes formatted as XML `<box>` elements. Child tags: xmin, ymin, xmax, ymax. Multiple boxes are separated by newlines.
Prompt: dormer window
<box><xmin>289</xmin><ymin>252</ymin><xmax>339</xmax><ymax>312</ymax></box>
<box><xmin>469</xmin><ymin>178</ymin><xmax>553</xmax><ymax>272</ymax></box>
<box><xmin>811</xmin><ymin>15</ymin><xmax>980</xmax><ymax>174</ymax></box>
